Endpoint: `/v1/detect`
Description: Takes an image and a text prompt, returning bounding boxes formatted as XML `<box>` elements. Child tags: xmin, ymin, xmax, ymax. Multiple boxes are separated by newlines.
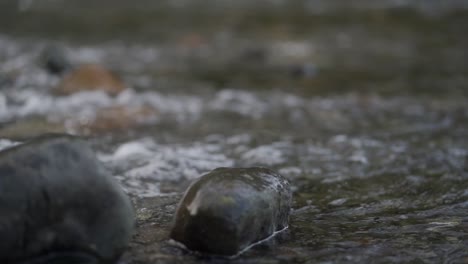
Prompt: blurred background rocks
<box><xmin>0</xmin><ymin>0</ymin><xmax>467</xmax><ymax>96</ymax></box>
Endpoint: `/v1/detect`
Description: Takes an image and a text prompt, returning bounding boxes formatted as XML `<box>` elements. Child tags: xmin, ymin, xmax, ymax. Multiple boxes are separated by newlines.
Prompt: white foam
<box><xmin>240</xmin><ymin>142</ymin><xmax>289</xmax><ymax>166</ymax></box>
<box><xmin>209</xmin><ymin>89</ymin><xmax>267</xmax><ymax>119</ymax></box>
<box><xmin>349</xmin><ymin>150</ymin><xmax>368</xmax><ymax>164</ymax></box>
<box><xmin>278</xmin><ymin>167</ymin><xmax>302</xmax><ymax>178</ymax></box>
<box><xmin>99</xmin><ymin>138</ymin><xmax>234</xmax><ymax>197</ymax></box>
<box><xmin>0</xmin><ymin>139</ymin><xmax>20</xmax><ymax>151</ymax></box>
<box><xmin>101</xmin><ymin>139</ymin><xmax>154</xmax><ymax>162</ymax></box>
<box><xmin>0</xmin><ymin>88</ymin><xmax>203</xmax><ymax>128</ymax></box>
<box><xmin>329</xmin><ymin>198</ymin><xmax>348</xmax><ymax>206</ymax></box>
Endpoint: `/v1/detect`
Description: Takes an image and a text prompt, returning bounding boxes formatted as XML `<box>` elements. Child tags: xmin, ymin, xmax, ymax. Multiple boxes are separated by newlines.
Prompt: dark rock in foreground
<box><xmin>0</xmin><ymin>135</ymin><xmax>134</xmax><ymax>263</ymax></box>
<box><xmin>170</xmin><ymin>167</ymin><xmax>292</xmax><ymax>256</ymax></box>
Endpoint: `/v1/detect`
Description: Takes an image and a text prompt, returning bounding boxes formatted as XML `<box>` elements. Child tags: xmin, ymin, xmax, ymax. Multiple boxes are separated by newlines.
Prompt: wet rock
<box><xmin>39</xmin><ymin>44</ymin><xmax>72</xmax><ymax>75</ymax></box>
<box><xmin>0</xmin><ymin>134</ymin><xmax>134</xmax><ymax>263</ymax></box>
<box><xmin>0</xmin><ymin>118</ymin><xmax>66</xmax><ymax>141</ymax></box>
<box><xmin>170</xmin><ymin>167</ymin><xmax>292</xmax><ymax>256</ymax></box>
<box><xmin>54</xmin><ymin>64</ymin><xmax>125</xmax><ymax>96</ymax></box>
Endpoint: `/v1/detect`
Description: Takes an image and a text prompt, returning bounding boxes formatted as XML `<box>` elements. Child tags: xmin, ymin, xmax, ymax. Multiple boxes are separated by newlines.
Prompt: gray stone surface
<box><xmin>0</xmin><ymin>135</ymin><xmax>134</xmax><ymax>263</ymax></box>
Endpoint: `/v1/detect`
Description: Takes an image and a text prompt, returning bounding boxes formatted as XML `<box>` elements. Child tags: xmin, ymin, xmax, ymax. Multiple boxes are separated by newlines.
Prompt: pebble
<box><xmin>0</xmin><ymin>134</ymin><xmax>134</xmax><ymax>263</ymax></box>
<box><xmin>170</xmin><ymin>167</ymin><xmax>292</xmax><ymax>256</ymax></box>
<box><xmin>54</xmin><ymin>64</ymin><xmax>125</xmax><ymax>96</ymax></box>
<box><xmin>39</xmin><ymin>44</ymin><xmax>72</xmax><ymax>75</ymax></box>
<box><xmin>79</xmin><ymin>105</ymin><xmax>157</xmax><ymax>134</ymax></box>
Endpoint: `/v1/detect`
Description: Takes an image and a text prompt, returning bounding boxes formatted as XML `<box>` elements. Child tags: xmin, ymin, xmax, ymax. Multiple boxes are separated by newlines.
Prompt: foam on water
<box><xmin>3</xmin><ymin>34</ymin><xmax>458</xmax><ymax>128</ymax></box>
<box><xmin>0</xmin><ymin>89</ymin><xmax>203</xmax><ymax>132</ymax></box>
<box><xmin>95</xmin><ymin>133</ymin><xmax>406</xmax><ymax>197</ymax></box>
<box><xmin>240</xmin><ymin>142</ymin><xmax>289</xmax><ymax>166</ymax></box>
<box><xmin>209</xmin><ymin>89</ymin><xmax>268</xmax><ymax>119</ymax></box>
<box><xmin>1</xmin><ymin>34</ymin><xmax>466</xmax><ymax>201</ymax></box>
<box><xmin>1</xmin><ymin>33</ymin><xmax>465</xmax><ymax>137</ymax></box>
<box><xmin>95</xmin><ymin>134</ymin><xmax>311</xmax><ymax>197</ymax></box>
<box><xmin>1</xmin><ymin>129</ymin><xmax>462</xmax><ymax>199</ymax></box>
<box><xmin>98</xmin><ymin>138</ymin><xmax>235</xmax><ymax>197</ymax></box>
<box><xmin>0</xmin><ymin>139</ymin><xmax>19</xmax><ymax>151</ymax></box>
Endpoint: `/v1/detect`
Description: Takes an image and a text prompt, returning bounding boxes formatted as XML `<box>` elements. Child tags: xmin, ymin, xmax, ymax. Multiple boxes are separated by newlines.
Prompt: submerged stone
<box><xmin>0</xmin><ymin>134</ymin><xmax>134</xmax><ymax>263</ymax></box>
<box><xmin>170</xmin><ymin>167</ymin><xmax>292</xmax><ymax>256</ymax></box>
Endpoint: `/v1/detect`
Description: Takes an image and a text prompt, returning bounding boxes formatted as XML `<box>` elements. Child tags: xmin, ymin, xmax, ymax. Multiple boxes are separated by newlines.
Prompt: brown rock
<box><xmin>178</xmin><ymin>33</ymin><xmax>206</xmax><ymax>49</ymax></box>
<box><xmin>78</xmin><ymin>105</ymin><xmax>157</xmax><ymax>134</ymax></box>
<box><xmin>55</xmin><ymin>64</ymin><xmax>125</xmax><ymax>96</ymax></box>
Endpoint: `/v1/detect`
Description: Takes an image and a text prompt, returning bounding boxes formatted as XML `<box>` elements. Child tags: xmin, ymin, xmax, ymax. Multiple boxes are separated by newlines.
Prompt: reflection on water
<box><xmin>0</xmin><ymin>0</ymin><xmax>467</xmax><ymax>263</ymax></box>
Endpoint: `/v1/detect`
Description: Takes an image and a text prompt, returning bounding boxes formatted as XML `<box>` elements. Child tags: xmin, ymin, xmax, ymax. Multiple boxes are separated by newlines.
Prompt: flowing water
<box><xmin>0</xmin><ymin>1</ymin><xmax>467</xmax><ymax>263</ymax></box>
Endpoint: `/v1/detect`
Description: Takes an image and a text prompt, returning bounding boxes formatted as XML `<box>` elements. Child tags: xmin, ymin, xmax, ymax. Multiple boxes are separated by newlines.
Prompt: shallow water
<box><xmin>0</xmin><ymin>1</ymin><xmax>467</xmax><ymax>263</ymax></box>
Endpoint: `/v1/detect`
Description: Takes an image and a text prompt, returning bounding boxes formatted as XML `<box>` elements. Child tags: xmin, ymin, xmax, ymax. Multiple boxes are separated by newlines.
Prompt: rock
<box><xmin>78</xmin><ymin>105</ymin><xmax>157</xmax><ymax>134</ymax></box>
<box><xmin>54</xmin><ymin>64</ymin><xmax>125</xmax><ymax>96</ymax></box>
<box><xmin>39</xmin><ymin>44</ymin><xmax>72</xmax><ymax>75</ymax></box>
<box><xmin>289</xmin><ymin>63</ymin><xmax>317</xmax><ymax>79</ymax></box>
<box><xmin>178</xmin><ymin>33</ymin><xmax>206</xmax><ymax>49</ymax></box>
<box><xmin>170</xmin><ymin>167</ymin><xmax>292</xmax><ymax>256</ymax></box>
<box><xmin>0</xmin><ymin>118</ymin><xmax>66</xmax><ymax>141</ymax></box>
<box><xmin>0</xmin><ymin>134</ymin><xmax>134</xmax><ymax>263</ymax></box>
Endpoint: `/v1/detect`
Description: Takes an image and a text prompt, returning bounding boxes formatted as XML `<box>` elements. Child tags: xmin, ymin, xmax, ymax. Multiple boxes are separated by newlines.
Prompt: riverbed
<box><xmin>0</xmin><ymin>1</ymin><xmax>467</xmax><ymax>263</ymax></box>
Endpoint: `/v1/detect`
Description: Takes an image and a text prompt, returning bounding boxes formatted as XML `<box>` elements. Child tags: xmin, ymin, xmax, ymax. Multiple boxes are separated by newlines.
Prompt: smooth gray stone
<box><xmin>0</xmin><ymin>135</ymin><xmax>134</xmax><ymax>263</ymax></box>
<box><xmin>170</xmin><ymin>167</ymin><xmax>292</xmax><ymax>256</ymax></box>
